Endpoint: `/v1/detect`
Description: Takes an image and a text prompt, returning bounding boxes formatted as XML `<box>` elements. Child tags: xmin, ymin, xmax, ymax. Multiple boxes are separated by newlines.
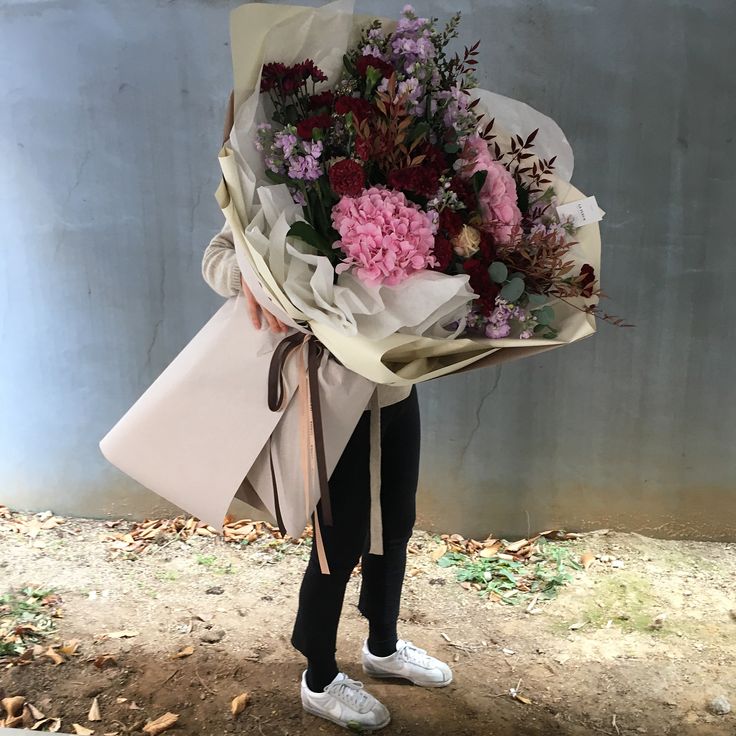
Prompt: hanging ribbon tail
<box><xmin>266</xmin><ymin>330</ymin><xmax>334</xmax><ymax>573</ymax></box>
<box><xmin>368</xmin><ymin>387</ymin><xmax>384</xmax><ymax>556</ymax></box>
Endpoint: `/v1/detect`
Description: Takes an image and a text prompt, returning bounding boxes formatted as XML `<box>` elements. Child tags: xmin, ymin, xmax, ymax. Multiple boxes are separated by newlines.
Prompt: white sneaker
<box><xmin>362</xmin><ymin>638</ymin><xmax>453</xmax><ymax>687</ymax></box>
<box><xmin>300</xmin><ymin>670</ymin><xmax>391</xmax><ymax>731</ymax></box>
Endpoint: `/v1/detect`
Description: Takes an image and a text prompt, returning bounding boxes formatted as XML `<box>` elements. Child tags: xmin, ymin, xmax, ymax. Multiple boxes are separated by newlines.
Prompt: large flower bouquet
<box><xmin>253</xmin><ymin>5</ymin><xmax>598</xmax><ymax>342</ymax></box>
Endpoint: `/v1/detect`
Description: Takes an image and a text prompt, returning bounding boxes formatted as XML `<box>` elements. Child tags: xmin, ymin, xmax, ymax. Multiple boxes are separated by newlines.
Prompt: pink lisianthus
<box><xmin>331</xmin><ymin>187</ymin><xmax>438</xmax><ymax>285</ymax></box>
<box><xmin>461</xmin><ymin>135</ymin><xmax>521</xmax><ymax>244</ymax></box>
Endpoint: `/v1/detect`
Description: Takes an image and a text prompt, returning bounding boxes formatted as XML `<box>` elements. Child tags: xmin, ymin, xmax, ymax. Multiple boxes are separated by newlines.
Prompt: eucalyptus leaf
<box><xmin>500</xmin><ymin>277</ymin><xmax>524</xmax><ymax>303</ymax></box>
<box><xmin>527</xmin><ymin>293</ymin><xmax>547</xmax><ymax>308</ymax></box>
<box><xmin>488</xmin><ymin>261</ymin><xmax>508</xmax><ymax>283</ymax></box>
<box><xmin>534</xmin><ymin>306</ymin><xmax>555</xmax><ymax>326</ymax></box>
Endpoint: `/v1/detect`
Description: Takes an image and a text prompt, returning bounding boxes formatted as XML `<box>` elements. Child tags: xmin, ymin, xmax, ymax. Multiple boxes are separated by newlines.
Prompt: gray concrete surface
<box><xmin>1</xmin><ymin>0</ymin><xmax>734</xmax><ymax>540</ymax></box>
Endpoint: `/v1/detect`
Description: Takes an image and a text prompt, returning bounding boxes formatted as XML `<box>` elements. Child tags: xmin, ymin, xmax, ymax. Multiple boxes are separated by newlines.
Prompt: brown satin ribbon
<box><xmin>267</xmin><ymin>331</ymin><xmax>332</xmax><ymax>574</ymax></box>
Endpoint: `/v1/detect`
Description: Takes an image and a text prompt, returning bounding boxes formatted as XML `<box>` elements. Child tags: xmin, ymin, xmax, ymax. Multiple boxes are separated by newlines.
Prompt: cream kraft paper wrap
<box><xmin>99</xmin><ymin>1</ymin><xmax>600</xmax><ymax>534</ymax></box>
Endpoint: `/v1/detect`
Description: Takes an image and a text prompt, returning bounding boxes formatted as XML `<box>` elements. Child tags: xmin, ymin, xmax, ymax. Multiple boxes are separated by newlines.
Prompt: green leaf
<box><xmin>534</xmin><ymin>306</ymin><xmax>555</xmax><ymax>326</ymax></box>
<box><xmin>287</xmin><ymin>221</ymin><xmax>335</xmax><ymax>259</ymax></box>
<box><xmin>500</xmin><ymin>277</ymin><xmax>524</xmax><ymax>303</ymax></box>
<box><xmin>342</xmin><ymin>54</ymin><xmax>357</xmax><ymax>75</ymax></box>
<box><xmin>284</xmin><ymin>104</ymin><xmax>300</xmax><ymax>125</ymax></box>
<box><xmin>444</xmin><ymin>141</ymin><xmax>460</xmax><ymax>154</ymax></box>
<box><xmin>488</xmin><ymin>261</ymin><xmax>508</xmax><ymax>283</ymax></box>
<box><xmin>527</xmin><ymin>293</ymin><xmax>547</xmax><ymax>308</ymax></box>
<box><xmin>410</xmin><ymin>121</ymin><xmax>431</xmax><ymax>144</ymax></box>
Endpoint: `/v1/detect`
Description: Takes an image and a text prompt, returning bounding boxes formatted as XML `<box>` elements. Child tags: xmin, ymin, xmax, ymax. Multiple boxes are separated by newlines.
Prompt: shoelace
<box><xmin>326</xmin><ymin>676</ymin><xmax>372</xmax><ymax>710</ymax></box>
<box><xmin>396</xmin><ymin>641</ymin><xmax>433</xmax><ymax>669</ymax></box>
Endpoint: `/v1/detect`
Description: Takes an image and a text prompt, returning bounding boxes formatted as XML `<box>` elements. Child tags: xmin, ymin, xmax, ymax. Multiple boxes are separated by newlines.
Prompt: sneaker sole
<box><xmin>302</xmin><ymin>701</ymin><xmax>391</xmax><ymax>731</ymax></box>
<box><xmin>362</xmin><ymin>665</ymin><xmax>453</xmax><ymax>688</ymax></box>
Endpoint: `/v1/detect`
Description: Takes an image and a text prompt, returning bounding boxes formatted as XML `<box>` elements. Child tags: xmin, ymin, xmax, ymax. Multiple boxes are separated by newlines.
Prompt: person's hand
<box><xmin>240</xmin><ymin>274</ymin><xmax>289</xmax><ymax>333</ymax></box>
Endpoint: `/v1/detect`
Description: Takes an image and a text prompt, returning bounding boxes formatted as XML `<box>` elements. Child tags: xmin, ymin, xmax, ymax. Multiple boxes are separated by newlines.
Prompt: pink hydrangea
<box><xmin>331</xmin><ymin>186</ymin><xmax>438</xmax><ymax>285</ymax></box>
<box><xmin>461</xmin><ymin>135</ymin><xmax>521</xmax><ymax>245</ymax></box>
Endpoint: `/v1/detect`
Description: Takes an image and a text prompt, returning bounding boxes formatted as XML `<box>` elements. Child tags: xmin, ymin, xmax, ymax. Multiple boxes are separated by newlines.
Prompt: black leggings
<box><xmin>291</xmin><ymin>385</ymin><xmax>420</xmax><ymax>665</ymax></box>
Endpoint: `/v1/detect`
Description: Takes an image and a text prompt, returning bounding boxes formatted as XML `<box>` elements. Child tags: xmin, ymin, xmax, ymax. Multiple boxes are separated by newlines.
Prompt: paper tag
<box><xmin>555</xmin><ymin>196</ymin><xmax>605</xmax><ymax>228</ymax></box>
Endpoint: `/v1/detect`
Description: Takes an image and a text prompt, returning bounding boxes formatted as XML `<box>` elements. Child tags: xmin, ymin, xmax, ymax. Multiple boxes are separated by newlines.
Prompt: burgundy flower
<box><xmin>355</xmin><ymin>136</ymin><xmax>372</xmax><ymax>161</ymax></box>
<box><xmin>334</xmin><ymin>96</ymin><xmax>374</xmax><ymax>124</ymax></box>
<box><xmin>438</xmin><ymin>209</ymin><xmax>464</xmax><ymax>239</ymax></box>
<box><xmin>328</xmin><ymin>159</ymin><xmax>365</xmax><ymax>197</ymax></box>
<box><xmin>309</xmin><ymin>91</ymin><xmax>335</xmax><ymax>110</ymax></box>
<box><xmin>387</xmin><ymin>165</ymin><xmax>440</xmax><ymax>198</ymax></box>
<box><xmin>356</xmin><ymin>54</ymin><xmax>395</xmax><ymax>79</ymax></box>
<box><xmin>450</xmin><ymin>175</ymin><xmax>476</xmax><ymax>211</ymax></box>
<box><xmin>431</xmin><ymin>235</ymin><xmax>454</xmax><ymax>272</ymax></box>
<box><xmin>296</xmin><ymin>59</ymin><xmax>328</xmax><ymax>83</ymax></box>
<box><xmin>296</xmin><ymin>114</ymin><xmax>332</xmax><ymax>140</ymax></box>
<box><xmin>579</xmin><ymin>263</ymin><xmax>596</xmax><ymax>297</ymax></box>
<box><xmin>463</xmin><ymin>258</ymin><xmax>500</xmax><ymax>315</ymax></box>
<box><xmin>260</xmin><ymin>62</ymin><xmax>288</xmax><ymax>93</ymax></box>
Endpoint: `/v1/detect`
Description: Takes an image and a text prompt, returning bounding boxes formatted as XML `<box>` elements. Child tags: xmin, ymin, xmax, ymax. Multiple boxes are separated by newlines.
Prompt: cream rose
<box><xmin>451</xmin><ymin>224</ymin><xmax>481</xmax><ymax>258</ymax></box>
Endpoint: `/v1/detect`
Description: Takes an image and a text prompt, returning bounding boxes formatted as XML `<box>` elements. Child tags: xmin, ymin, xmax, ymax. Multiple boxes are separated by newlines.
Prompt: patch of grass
<box><xmin>154</xmin><ymin>570</ymin><xmax>179</xmax><ymax>582</ymax></box>
<box><xmin>195</xmin><ymin>554</ymin><xmax>234</xmax><ymax>575</ymax></box>
<box><xmin>0</xmin><ymin>586</ymin><xmax>61</xmax><ymax>658</ymax></box>
<box><xmin>437</xmin><ymin>538</ymin><xmax>582</xmax><ymax>605</ymax></box>
<box><xmin>570</xmin><ymin>573</ymin><xmax>668</xmax><ymax>635</ymax></box>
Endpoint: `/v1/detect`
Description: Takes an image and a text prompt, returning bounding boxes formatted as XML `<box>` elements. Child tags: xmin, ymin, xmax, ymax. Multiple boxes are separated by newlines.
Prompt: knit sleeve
<box><xmin>201</xmin><ymin>219</ymin><xmax>242</xmax><ymax>297</ymax></box>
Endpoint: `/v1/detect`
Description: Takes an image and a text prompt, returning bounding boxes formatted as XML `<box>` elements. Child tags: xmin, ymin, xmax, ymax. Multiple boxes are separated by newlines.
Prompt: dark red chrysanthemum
<box><xmin>260</xmin><ymin>62</ymin><xmax>288</xmax><ymax>93</ymax></box>
<box><xmin>296</xmin><ymin>59</ymin><xmax>328</xmax><ymax>83</ymax></box>
<box><xmin>296</xmin><ymin>114</ymin><xmax>332</xmax><ymax>140</ymax></box>
<box><xmin>309</xmin><ymin>91</ymin><xmax>335</xmax><ymax>110</ymax></box>
<box><xmin>387</xmin><ymin>165</ymin><xmax>440</xmax><ymax>198</ymax></box>
<box><xmin>356</xmin><ymin>54</ymin><xmax>395</xmax><ymax>79</ymax></box>
<box><xmin>334</xmin><ymin>96</ymin><xmax>374</xmax><ymax>124</ymax></box>
<box><xmin>329</xmin><ymin>159</ymin><xmax>365</xmax><ymax>197</ymax></box>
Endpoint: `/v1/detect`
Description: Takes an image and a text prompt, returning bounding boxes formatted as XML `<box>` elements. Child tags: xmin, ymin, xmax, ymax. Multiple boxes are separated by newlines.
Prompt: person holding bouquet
<box><xmin>200</xmin><ymin>104</ymin><xmax>453</xmax><ymax>732</ymax></box>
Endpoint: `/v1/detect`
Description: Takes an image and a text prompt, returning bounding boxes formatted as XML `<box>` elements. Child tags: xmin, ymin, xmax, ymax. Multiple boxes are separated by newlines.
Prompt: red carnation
<box><xmin>438</xmin><ymin>209</ymin><xmax>464</xmax><ymax>239</ymax></box>
<box><xmin>334</xmin><ymin>96</ymin><xmax>374</xmax><ymax>124</ymax></box>
<box><xmin>356</xmin><ymin>54</ymin><xmax>395</xmax><ymax>79</ymax></box>
<box><xmin>431</xmin><ymin>236</ymin><xmax>454</xmax><ymax>272</ymax></box>
<box><xmin>387</xmin><ymin>165</ymin><xmax>440</xmax><ymax>198</ymax></box>
<box><xmin>464</xmin><ymin>258</ymin><xmax>500</xmax><ymax>315</ymax></box>
<box><xmin>329</xmin><ymin>159</ymin><xmax>365</xmax><ymax>197</ymax></box>
<box><xmin>296</xmin><ymin>114</ymin><xmax>332</xmax><ymax>140</ymax></box>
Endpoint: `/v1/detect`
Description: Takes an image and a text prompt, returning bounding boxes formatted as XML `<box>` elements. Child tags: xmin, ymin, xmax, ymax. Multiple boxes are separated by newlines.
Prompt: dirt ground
<box><xmin>1</xmin><ymin>507</ymin><xmax>735</xmax><ymax>736</ymax></box>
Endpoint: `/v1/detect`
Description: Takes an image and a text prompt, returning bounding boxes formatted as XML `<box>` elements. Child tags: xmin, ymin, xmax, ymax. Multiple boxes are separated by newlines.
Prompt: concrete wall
<box><xmin>1</xmin><ymin>0</ymin><xmax>734</xmax><ymax>541</ymax></box>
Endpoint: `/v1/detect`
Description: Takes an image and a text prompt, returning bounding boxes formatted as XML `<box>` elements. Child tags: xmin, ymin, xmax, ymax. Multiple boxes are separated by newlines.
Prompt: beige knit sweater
<box><xmin>201</xmin><ymin>220</ymin><xmax>412</xmax><ymax>408</ymax></box>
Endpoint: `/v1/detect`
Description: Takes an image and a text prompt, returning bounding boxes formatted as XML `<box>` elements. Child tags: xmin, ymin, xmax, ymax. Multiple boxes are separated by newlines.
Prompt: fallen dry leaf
<box><xmin>31</xmin><ymin>717</ymin><xmax>62</xmax><ymax>731</ymax></box>
<box><xmin>172</xmin><ymin>646</ymin><xmax>194</xmax><ymax>659</ymax></box>
<box><xmin>105</xmin><ymin>630</ymin><xmax>139</xmax><ymax>639</ymax></box>
<box><xmin>72</xmin><ymin>724</ymin><xmax>95</xmax><ymax>735</ymax></box>
<box><xmin>2</xmin><ymin>696</ymin><xmax>26</xmax><ymax>719</ymax></box>
<box><xmin>142</xmin><ymin>711</ymin><xmax>179</xmax><ymax>735</ymax></box>
<box><xmin>43</xmin><ymin>647</ymin><xmax>65</xmax><ymax>666</ymax></box>
<box><xmin>88</xmin><ymin>697</ymin><xmax>101</xmax><ymax>721</ymax></box>
<box><xmin>513</xmin><ymin>693</ymin><xmax>533</xmax><ymax>705</ymax></box>
<box><xmin>93</xmin><ymin>654</ymin><xmax>117</xmax><ymax>669</ymax></box>
<box><xmin>26</xmin><ymin>702</ymin><xmax>46</xmax><ymax>720</ymax></box>
<box><xmin>431</xmin><ymin>543</ymin><xmax>447</xmax><ymax>561</ymax></box>
<box><xmin>581</xmin><ymin>552</ymin><xmax>596</xmax><ymax>570</ymax></box>
<box><xmin>59</xmin><ymin>639</ymin><xmax>81</xmax><ymax>656</ymax></box>
<box><xmin>230</xmin><ymin>692</ymin><xmax>251</xmax><ymax>718</ymax></box>
<box><xmin>128</xmin><ymin>702</ymin><xmax>142</xmax><ymax>710</ymax></box>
